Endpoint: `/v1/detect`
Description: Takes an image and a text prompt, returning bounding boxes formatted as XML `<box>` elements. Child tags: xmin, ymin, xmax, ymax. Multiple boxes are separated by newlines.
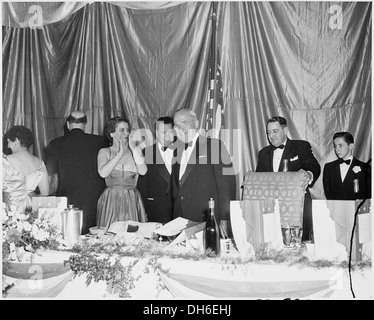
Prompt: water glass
<box><xmin>292</xmin><ymin>225</ymin><xmax>303</xmax><ymax>247</ymax></box>
<box><xmin>281</xmin><ymin>226</ymin><xmax>292</xmax><ymax>247</ymax></box>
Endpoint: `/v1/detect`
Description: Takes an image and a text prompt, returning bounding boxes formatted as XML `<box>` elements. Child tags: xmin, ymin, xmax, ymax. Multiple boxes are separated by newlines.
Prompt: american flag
<box><xmin>205</xmin><ymin>46</ymin><xmax>224</xmax><ymax>139</ymax></box>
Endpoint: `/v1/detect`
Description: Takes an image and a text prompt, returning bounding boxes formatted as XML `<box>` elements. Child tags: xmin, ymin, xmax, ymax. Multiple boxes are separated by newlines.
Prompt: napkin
<box><xmin>156</xmin><ymin>217</ymin><xmax>200</xmax><ymax>237</ymax></box>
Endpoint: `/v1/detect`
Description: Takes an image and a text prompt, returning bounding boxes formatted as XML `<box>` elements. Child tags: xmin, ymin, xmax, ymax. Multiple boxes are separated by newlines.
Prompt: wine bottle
<box><xmin>204</xmin><ymin>198</ymin><xmax>220</xmax><ymax>256</ymax></box>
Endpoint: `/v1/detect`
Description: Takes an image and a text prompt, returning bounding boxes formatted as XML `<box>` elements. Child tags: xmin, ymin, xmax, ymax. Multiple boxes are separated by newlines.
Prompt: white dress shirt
<box><xmin>273</xmin><ymin>139</ymin><xmax>287</xmax><ymax>172</ymax></box>
<box><xmin>339</xmin><ymin>155</ymin><xmax>353</xmax><ymax>182</ymax></box>
<box><xmin>157</xmin><ymin>142</ymin><xmax>173</xmax><ymax>175</ymax></box>
<box><xmin>179</xmin><ymin>133</ymin><xmax>199</xmax><ymax>180</ymax></box>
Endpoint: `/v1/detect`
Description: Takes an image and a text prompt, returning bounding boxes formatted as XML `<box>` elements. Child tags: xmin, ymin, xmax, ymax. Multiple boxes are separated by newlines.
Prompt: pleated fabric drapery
<box><xmin>1</xmin><ymin>2</ymin><xmax>184</xmax><ymax>28</ymax></box>
<box><xmin>2</xmin><ymin>2</ymin><xmax>371</xmax><ymax>199</ymax></box>
<box><xmin>3</xmin><ymin>1</ymin><xmax>212</xmax><ymax>158</ymax></box>
<box><xmin>216</xmin><ymin>2</ymin><xmax>371</xmax><ymax>197</ymax></box>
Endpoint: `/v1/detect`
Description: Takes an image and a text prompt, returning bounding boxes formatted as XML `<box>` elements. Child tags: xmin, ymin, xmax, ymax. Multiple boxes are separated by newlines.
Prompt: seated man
<box><xmin>323</xmin><ymin>132</ymin><xmax>371</xmax><ymax>200</ymax></box>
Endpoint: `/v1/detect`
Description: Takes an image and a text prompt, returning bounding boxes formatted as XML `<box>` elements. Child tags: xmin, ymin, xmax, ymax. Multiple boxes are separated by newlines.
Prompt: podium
<box><xmin>239</xmin><ymin>172</ymin><xmax>308</xmax><ymax>251</ymax></box>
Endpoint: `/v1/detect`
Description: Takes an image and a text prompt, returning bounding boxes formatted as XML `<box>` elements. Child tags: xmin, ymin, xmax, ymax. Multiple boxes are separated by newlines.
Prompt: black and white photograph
<box><xmin>1</xmin><ymin>1</ymin><xmax>372</xmax><ymax>303</ymax></box>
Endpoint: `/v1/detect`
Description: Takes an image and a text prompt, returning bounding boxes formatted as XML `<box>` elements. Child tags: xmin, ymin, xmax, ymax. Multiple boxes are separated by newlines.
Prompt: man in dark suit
<box><xmin>171</xmin><ymin>108</ymin><xmax>237</xmax><ymax>223</ymax></box>
<box><xmin>256</xmin><ymin>116</ymin><xmax>321</xmax><ymax>241</ymax></box>
<box><xmin>46</xmin><ymin>111</ymin><xmax>108</xmax><ymax>234</ymax></box>
<box><xmin>137</xmin><ymin>116</ymin><xmax>176</xmax><ymax>224</ymax></box>
<box><xmin>323</xmin><ymin>132</ymin><xmax>371</xmax><ymax>200</ymax></box>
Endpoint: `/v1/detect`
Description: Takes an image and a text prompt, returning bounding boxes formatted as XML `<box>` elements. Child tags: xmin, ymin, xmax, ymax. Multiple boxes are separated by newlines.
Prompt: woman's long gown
<box><xmin>2</xmin><ymin>154</ymin><xmax>46</xmax><ymax>213</ymax></box>
<box><xmin>96</xmin><ymin>150</ymin><xmax>147</xmax><ymax>229</ymax></box>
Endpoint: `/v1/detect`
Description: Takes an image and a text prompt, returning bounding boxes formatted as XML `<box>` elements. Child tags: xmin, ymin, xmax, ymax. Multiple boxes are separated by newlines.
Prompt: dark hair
<box><xmin>4</xmin><ymin>125</ymin><xmax>34</xmax><ymax>148</ymax></box>
<box><xmin>156</xmin><ymin>116</ymin><xmax>174</xmax><ymax>129</ymax></box>
<box><xmin>104</xmin><ymin>117</ymin><xmax>130</xmax><ymax>145</ymax></box>
<box><xmin>67</xmin><ymin>113</ymin><xmax>87</xmax><ymax>124</ymax></box>
<box><xmin>333</xmin><ymin>132</ymin><xmax>354</xmax><ymax>145</ymax></box>
<box><xmin>3</xmin><ymin>135</ymin><xmax>12</xmax><ymax>155</ymax></box>
<box><xmin>267</xmin><ymin>116</ymin><xmax>287</xmax><ymax>127</ymax></box>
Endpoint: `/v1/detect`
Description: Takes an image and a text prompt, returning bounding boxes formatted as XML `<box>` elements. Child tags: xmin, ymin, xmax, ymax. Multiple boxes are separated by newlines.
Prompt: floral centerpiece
<box><xmin>2</xmin><ymin>202</ymin><xmax>67</xmax><ymax>297</ymax></box>
<box><xmin>2</xmin><ymin>203</ymin><xmax>65</xmax><ymax>263</ymax></box>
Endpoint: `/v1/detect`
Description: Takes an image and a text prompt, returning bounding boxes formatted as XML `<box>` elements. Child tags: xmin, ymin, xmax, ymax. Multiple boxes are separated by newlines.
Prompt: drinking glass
<box><xmin>292</xmin><ymin>225</ymin><xmax>303</xmax><ymax>247</ymax></box>
<box><xmin>219</xmin><ymin>220</ymin><xmax>231</xmax><ymax>239</ymax></box>
<box><xmin>281</xmin><ymin>226</ymin><xmax>292</xmax><ymax>247</ymax></box>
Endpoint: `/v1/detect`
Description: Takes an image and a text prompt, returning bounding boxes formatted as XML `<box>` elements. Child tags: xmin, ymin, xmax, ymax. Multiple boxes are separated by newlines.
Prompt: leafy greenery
<box><xmin>255</xmin><ymin>244</ymin><xmax>371</xmax><ymax>270</ymax></box>
<box><xmin>68</xmin><ymin>241</ymin><xmax>173</xmax><ymax>298</ymax></box>
<box><xmin>66</xmin><ymin>237</ymin><xmax>371</xmax><ymax>298</ymax></box>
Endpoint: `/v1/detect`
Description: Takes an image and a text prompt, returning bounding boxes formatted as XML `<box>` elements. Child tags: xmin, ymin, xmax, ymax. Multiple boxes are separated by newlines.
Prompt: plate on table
<box><xmin>89</xmin><ymin>226</ymin><xmax>108</xmax><ymax>235</ymax></box>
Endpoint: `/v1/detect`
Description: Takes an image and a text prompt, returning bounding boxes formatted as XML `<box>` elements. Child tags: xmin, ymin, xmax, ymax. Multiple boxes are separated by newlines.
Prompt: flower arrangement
<box><xmin>2</xmin><ymin>203</ymin><xmax>65</xmax><ymax>263</ymax></box>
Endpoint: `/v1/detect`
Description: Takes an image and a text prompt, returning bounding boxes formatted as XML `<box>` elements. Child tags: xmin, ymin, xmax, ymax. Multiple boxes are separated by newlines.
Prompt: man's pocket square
<box><xmin>290</xmin><ymin>156</ymin><xmax>299</xmax><ymax>161</ymax></box>
<box><xmin>147</xmin><ymin>198</ymin><xmax>154</xmax><ymax>200</ymax></box>
<box><xmin>199</xmin><ymin>155</ymin><xmax>207</xmax><ymax>158</ymax></box>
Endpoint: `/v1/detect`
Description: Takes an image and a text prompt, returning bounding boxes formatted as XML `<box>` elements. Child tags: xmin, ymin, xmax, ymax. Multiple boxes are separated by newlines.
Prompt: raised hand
<box><xmin>128</xmin><ymin>130</ymin><xmax>137</xmax><ymax>151</ymax></box>
<box><xmin>116</xmin><ymin>139</ymin><xmax>124</xmax><ymax>158</ymax></box>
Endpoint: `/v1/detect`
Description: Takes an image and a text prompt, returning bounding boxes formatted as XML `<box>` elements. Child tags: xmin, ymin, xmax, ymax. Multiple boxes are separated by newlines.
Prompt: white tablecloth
<box><xmin>3</xmin><ymin>250</ymin><xmax>371</xmax><ymax>299</ymax></box>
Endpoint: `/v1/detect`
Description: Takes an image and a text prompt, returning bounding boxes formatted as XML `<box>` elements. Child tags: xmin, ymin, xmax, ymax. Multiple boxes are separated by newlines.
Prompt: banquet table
<box><xmin>3</xmin><ymin>244</ymin><xmax>371</xmax><ymax>300</ymax></box>
<box><xmin>3</xmin><ymin>182</ymin><xmax>371</xmax><ymax>300</ymax></box>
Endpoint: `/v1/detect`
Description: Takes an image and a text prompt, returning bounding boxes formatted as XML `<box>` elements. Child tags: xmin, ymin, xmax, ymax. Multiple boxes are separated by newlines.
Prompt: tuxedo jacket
<box><xmin>255</xmin><ymin>139</ymin><xmax>321</xmax><ymax>187</ymax></box>
<box><xmin>255</xmin><ymin>138</ymin><xmax>321</xmax><ymax>241</ymax></box>
<box><xmin>137</xmin><ymin>143</ymin><xmax>174</xmax><ymax>224</ymax></box>
<box><xmin>46</xmin><ymin>128</ymin><xmax>108</xmax><ymax>234</ymax></box>
<box><xmin>171</xmin><ymin>135</ymin><xmax>237</xmax><ymax>222</ymax></box>
<box><xmin>323</xmin><ymin>157</ymin><xmax>371</xmax><ymax>200</ymax></box>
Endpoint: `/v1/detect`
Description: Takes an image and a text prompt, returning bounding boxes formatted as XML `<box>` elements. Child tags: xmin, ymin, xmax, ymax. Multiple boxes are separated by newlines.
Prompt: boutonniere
<box><xmin>352</xmin><ymin>166</ymin><xmax>361</xmax><ymax>174</ymax></box>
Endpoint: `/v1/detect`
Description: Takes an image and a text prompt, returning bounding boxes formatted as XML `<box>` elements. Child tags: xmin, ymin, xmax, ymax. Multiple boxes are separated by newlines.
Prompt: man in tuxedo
<box><xmin>256</xmin><ymin>116</ymin><xmax>321</xmax><ymax>241</ymax></box>
<box><xmin>46</xmin><ymin>111</ymin><xmax>108</xmax><ymax>234</ymax></box>
<box><xmin>171</xmin><ymin>108</ymin><xmax>237</xmax><ymax>223</ymax></box>
<box><xmin>323</xmin><ymin>132</ymin><xmax>371</xmax><ymax>200</ymax></box>
<box><xmin>137</xmin><ymin>116</ymin><xmax>176</xmax><ymax>224</ymax></box>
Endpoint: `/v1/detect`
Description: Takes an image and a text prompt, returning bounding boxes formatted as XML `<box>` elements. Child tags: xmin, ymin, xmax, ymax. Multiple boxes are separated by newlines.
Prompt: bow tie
<box><xmin>161</xmin><ymin>146</ymin><xmax>169</xmax><ymax>152</ymax></box>
<box><xmin>184</xmin><ymin>141</ymin><xmax>193</xmax><ymax>150</ymax></box>
<box><xmin>272</xmin><ymin>144</ymin><xmax>285</xmax><ymax>150</ymax></box>
<box><xmin>338</xmin><ymin>158</ymin><xmax>351</xmax><ymax>165</ymax></box>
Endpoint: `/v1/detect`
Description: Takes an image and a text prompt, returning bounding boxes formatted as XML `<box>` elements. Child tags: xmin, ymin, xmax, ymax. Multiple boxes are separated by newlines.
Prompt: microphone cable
<box><xmin>348</xmin><ymin>198</ymin><xmax>367</xmax><ymax>298</ymax></box>
<box><xmin>348</xmin><ymin>157</ymin><xmax>371</xmax><ymax>298</ymax></box>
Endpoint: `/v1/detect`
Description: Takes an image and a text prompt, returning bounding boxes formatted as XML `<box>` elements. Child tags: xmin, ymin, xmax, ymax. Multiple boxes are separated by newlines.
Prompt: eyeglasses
<box><xmin>174</xmin><ymin>119</ymin><xmax>195</xmax><ymax>129</ymax></box>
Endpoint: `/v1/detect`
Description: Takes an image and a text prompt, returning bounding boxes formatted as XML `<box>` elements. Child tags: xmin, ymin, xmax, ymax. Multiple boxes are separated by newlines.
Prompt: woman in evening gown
<box><xmin>96</xmin><ymin>117</ymin><xmax>147</xmax><ymax>228</ymax></box>
<box><xmin>2</xmin><ymin>125</ymin><xmax>49</xmax><ymax>213</ymax></box>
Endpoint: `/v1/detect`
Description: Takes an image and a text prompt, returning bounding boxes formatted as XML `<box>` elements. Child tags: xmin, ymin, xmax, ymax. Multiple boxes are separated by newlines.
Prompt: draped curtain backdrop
<box><xmin>217</xmin><ymin>2</ymin><xmax>371</xmax><ymax>198</ymax></box>
<box><xmin>2</xmin><ymin>2</ymin><xmax>372</xmax><ymax>199</ymax></box>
